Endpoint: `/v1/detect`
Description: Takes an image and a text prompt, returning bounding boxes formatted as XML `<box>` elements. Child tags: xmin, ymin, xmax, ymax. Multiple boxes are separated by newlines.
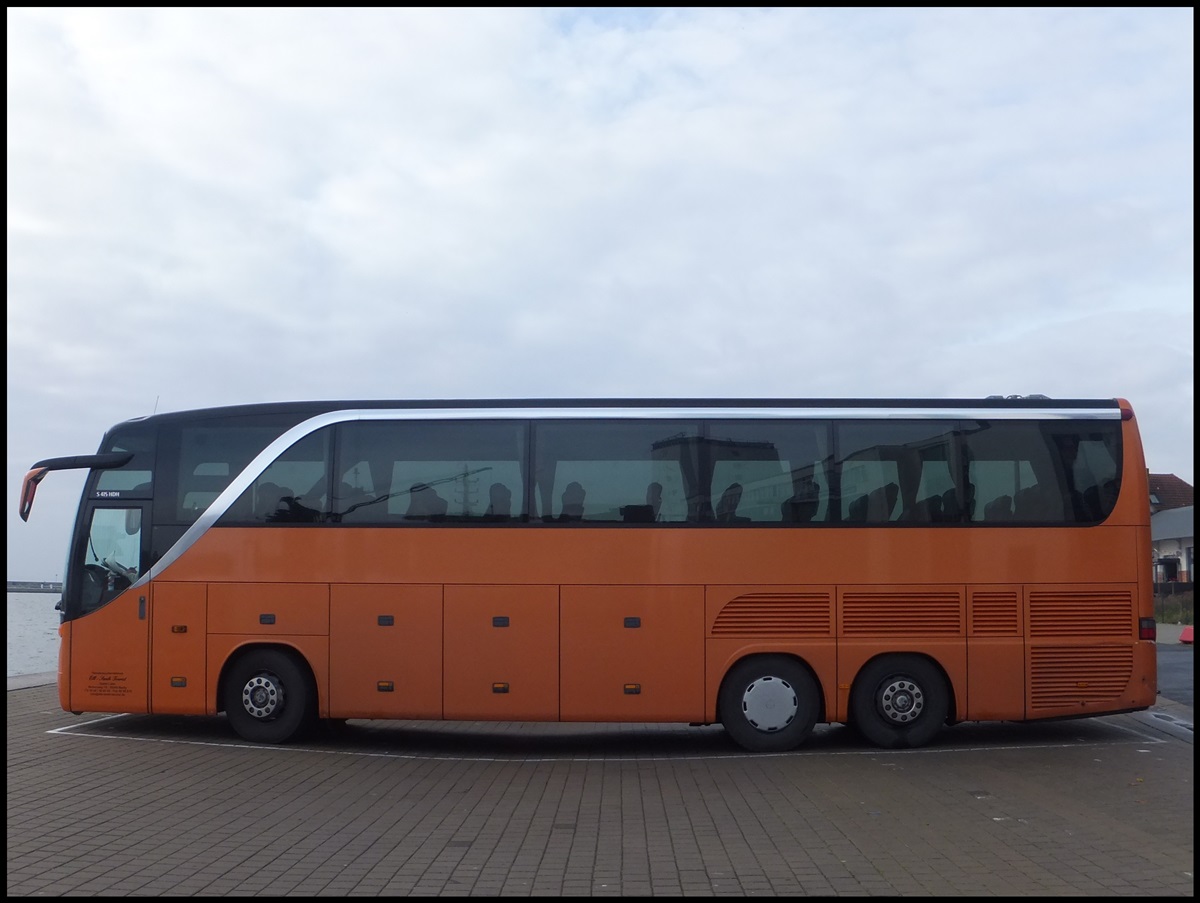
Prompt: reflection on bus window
<box><xmin>706</xmin><ymin>420</ymin><xmax>832</xmax><ymax>524</ymax></box>
<box><xmin>838</xmin><ymin>421</ymin><xmax>956</xmax><ymax>524</ymax></box>
<box><xmin>533</xmin><ymin>421</ymin><xmax>699</xmax><ymax>523</ymax></box>
<box><xmin>963</xmin><ymin>421</ymin><xmax>1121</xmax><ymax>525</ymax></box>
<box><xmin>195</xmin><ymin>414</ymin><xmax>1121</xmax><ymax>531</ymax></box>
<box><xmin>175</xmin><ymin>419</ymin><xmax>303</xmax><ymax>523</ymax></box>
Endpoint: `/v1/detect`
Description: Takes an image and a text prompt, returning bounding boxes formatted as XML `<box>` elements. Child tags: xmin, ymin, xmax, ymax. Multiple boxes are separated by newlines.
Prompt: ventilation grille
<box><xmin>1028</xmin><ymin>589</ymin><xmax>1133</xmax><ymax>638</ymax></box>
<box><xmin>841</xmin><ymin>591</ymin><xmax>962</xmax><ymax>636</ymax></box>
<box><xmin>1029</xmin><ymin>646</ymin><xmax>1134</xmax><ymax>709</ymax></box>
<box><xmin>711</xmin><ymin>592</ymin><xmax>833</xmax><ymax>637</ymax></box>
<box><xmin>970</xmin><ymin>590</ymin><xmax>1020</xmax><ymax>636</ymax></box>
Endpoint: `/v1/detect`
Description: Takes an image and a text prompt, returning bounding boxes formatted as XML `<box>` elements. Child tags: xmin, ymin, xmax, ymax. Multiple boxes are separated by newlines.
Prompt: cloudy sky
<box><xmin>6</xmin><ymin>7</ymin><xmax>1194</xmax><ymax>580</ymax></box>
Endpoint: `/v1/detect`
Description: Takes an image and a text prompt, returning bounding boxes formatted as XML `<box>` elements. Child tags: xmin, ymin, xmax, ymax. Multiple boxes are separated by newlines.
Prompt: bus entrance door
<box><xmin>65</xmin><ymin>503</ymin><xmax>151</xmax><ymax>715</ymax></box>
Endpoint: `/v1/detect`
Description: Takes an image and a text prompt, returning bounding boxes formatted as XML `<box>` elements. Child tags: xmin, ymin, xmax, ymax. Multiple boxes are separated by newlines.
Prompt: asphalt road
<box><xmin>1157</xmin><ymin>642</ymin><xmax>1193</xmax><ymax>708</ymax></box>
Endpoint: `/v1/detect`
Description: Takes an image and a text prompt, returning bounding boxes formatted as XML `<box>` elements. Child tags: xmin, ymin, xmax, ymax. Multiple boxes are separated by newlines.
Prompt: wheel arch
<box><xmin>717</xmin><ymin>651</ymin><xmax>828</xmax><ymax>725</ymax></box>
<box><xmin>850</xmin><ymin>651</ymin><xmax>959</xmax><ymax>726</ymax></box>
<box><xmin>217</xmin><ymin>641</ymin><xmax>319</xmax><ymax>716</ymax></box>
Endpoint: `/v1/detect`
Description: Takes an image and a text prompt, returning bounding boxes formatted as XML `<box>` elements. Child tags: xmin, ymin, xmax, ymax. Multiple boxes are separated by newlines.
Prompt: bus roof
<box><xmin>113</xmin><ymin>396</ymin><xmax>1123</xmax><ymax>427</ymax></box>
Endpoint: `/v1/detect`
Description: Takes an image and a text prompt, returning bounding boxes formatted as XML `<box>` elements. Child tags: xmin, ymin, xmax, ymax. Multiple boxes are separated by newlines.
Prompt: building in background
<box><xmin>1149</xmin><ymin>473</ymin><xmax>1193</xmax><ymax>583</ymax></box>
<box><xmin>1149</xmin><ymin>473</ymin><xmax>1193</xmax><ymax>514</ymax></box>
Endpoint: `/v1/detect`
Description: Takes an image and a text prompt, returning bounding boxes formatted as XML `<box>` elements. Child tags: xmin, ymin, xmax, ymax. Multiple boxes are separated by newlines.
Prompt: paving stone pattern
<box><xmin>7</xmin><ymin>685</ymin><xmax>1194</xmax><ymax>897</ymax></box>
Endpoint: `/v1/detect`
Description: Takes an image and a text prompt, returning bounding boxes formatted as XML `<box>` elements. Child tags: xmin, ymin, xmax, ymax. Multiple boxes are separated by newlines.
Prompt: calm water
<box><xmin>7</xmin><ymin>592</ymin><xmax>60</xmax><ymax>677</ymax></box>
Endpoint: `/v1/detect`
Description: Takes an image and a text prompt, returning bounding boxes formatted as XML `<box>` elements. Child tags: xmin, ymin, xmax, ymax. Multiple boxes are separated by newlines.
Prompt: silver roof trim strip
<box><xmin>275</xmin><ymin>405</ymin><xmax>1119</xmax><ymax>422</ymax></box>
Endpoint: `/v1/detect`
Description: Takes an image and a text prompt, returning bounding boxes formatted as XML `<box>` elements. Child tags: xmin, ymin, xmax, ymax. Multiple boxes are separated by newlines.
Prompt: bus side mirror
<box><xmin>19</xmin><ymin>467</ymin><xmax>48</xmax><ymax>522</ymax></box>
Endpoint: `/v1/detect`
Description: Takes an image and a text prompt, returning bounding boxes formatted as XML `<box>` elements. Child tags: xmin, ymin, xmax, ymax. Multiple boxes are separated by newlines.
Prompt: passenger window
<box><xmin>175</xmin><ymin>422</ymin><xmax>295</xmax><ymax>523</ymax></box>
<box><xmin>1065</xmin><ymin>434</ymin><xmax>1121</xmax><ymax>522</ymax></box>
<box><xmin>542</xmin><ymin>459</ymin><xmax>688</xmax><ymax>522</ymax></box>
<box><xmin>959</xmin><ymin>420</ymin><xmax>1120</xmax><ymax>524</ymax></box>
<box><xmin>221</xmin><ymin>429</ymin><xmax>331</xmax><ymax>524</ymax></box>
<box><xmin>709</xmin><ymin>465</ymin><xmax>779</xmax><ymax>522</ymax></box>
<box><xmin>532</xmin><ymin>420</ymin><xmax>699</xmax><ymax>523</ymax></box>
<box><xmin>706</xmin><ymin>420</ymin><xmax>833</xmax><ymax>524</ymax></box>
<box><xmin>337</xmin><ymin>420</ymin><xmax>528</xmax><ymax>524</ymax></box>
<box><xmin>837</xmin><ymin>421</ymin><xmax>955</xmax><ymax>524</ymax></box>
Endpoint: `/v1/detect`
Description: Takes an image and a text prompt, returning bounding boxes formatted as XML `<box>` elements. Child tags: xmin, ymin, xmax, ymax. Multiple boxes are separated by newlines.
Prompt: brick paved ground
<box><xmin>6</xmin><ymin>680</ymin><xmax>1193</xmax><ymax>897</ymax></box>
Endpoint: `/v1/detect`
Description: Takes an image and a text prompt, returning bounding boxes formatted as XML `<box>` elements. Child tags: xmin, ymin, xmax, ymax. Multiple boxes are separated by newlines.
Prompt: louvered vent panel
<box><xmin>971</xmin><ymin>591</ymin><xmax>1020</xmax><ymax>636</ymax></box>
<box><xmin>841</xmin><ymin>592</ymin><xmax>962</xmax><ymax>636</ymax></box>
<box><xmin>1028</xmin><ymin>590</ymin><xmax>1133</xmax><ymax>638</ymax></box>
<box><xmin>1029</xmin><ymin>646</ymin><xmax>1134</xmax><ymax>709</ymax></box>
<box><xmin>711</xmin><ymin>593</ymin><xmax>833</xmax><ymax>637</ymax></box>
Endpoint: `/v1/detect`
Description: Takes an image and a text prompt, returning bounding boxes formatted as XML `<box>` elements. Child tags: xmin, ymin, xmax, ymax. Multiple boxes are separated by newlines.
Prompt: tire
<box><xmin>719</xmin><ymin>655</ymin><xmax>820</xmax><ymax>753</ymax></box>
<box><xmin>223</xmin><ymin>649</ymin><xmax>315</xmax><ymax>744</ymax></box>
<box><xmin>851</xmin><ymin>655</ymin><xmax>948</xmax><ymax>749</ymax></box>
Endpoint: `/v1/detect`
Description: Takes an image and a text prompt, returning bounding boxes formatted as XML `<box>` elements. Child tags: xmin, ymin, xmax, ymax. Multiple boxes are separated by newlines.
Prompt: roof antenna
<box><xmin>153</xmin><ymin>395</ymin><xmax>159</xmax><ymax>414</ymax></box>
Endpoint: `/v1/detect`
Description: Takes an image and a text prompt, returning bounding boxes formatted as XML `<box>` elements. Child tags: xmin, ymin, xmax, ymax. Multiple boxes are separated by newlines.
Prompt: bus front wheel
<box><xmin>223</xmin><ymin>649</ymin><xmax>315</xmax><ymax>744</ymax></box>
<box><xmin>719</xmin><ymin>655</ymin><xmax>819</xmax><ymax>753</ymax></box>
<box><xmin>851</xmin><ymin>655</ymin><xmax>948</xmax><ymax>749</ymax></box>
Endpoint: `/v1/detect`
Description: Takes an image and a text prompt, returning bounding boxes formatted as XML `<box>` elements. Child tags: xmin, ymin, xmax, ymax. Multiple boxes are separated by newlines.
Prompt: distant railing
<box><xmin>6</xmin><ymin>581</ymin><xmax>62</xmax><ymax>593</ymax></box>
<box><xmin>1154</xmin><ymin>584</ymin><xmax>1194</xmax><ymax>626</ymax></box>
<box><xmin>1154</xmin><ymin>581</ymin><xmax>1194</xmax><ymax>595</ymax></box>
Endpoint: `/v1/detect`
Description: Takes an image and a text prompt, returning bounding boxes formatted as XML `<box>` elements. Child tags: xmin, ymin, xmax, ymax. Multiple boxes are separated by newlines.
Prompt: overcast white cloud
<box><xmin>7</xmin><ymin>7</ymin><xmax>1194</xmax><ymax>579</ymax></box>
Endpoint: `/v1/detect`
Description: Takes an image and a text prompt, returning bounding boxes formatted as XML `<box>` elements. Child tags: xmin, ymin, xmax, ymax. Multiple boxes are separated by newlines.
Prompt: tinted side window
<box><xmin>221</xmin><ymin>428</ymin><xmax>333</xmax><ymax>524</ymax></box>
<box><xmin>706</xmin><ymin>420</ymin><xmax>832</xmax><ymax>523</ymax></box>
<box><xmin>334</xmin><ymin>420</ymin><xmax>528</xmax><ymax>524</ymax></box>
<box><xmin>836</xmin><ymin>421</ymin><xmax>957</xmax><ymax>524</ymax></box>
<box><xmin>1065</xmin><ymin>427</ymin><xmax>1121</xmax><ymax>522</ymax></box>
<box><xmin>532</xmin><ymin>421</ymin><xmax>701</xmax><ymax>523</ymax></box>
<box><xmin>172</xmin><ymin>419</ymin><xmax>299</xmax><ymax>523</ymax></box>
<box><xmin>963</xmin><ymin>420</ymin><xmax>1121</xmax><ymax>525</ymax></box>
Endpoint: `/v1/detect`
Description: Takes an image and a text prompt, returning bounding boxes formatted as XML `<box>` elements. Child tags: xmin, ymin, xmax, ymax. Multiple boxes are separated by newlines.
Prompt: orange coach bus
<box><xmin>19</xmin><ymin>396</ymin><xmax>1157</xmax><ymax>752</ymax></box>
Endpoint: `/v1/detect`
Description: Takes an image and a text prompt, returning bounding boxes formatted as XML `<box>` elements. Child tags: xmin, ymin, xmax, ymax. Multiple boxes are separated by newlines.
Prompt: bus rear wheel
<box><xmin>223</xmin><ymin>649</ymin><xmax>315</xmax><ymax>744</ymax></box>
<box><xmin>851</xmin><ymin>654</ymin><xmax>948</xmax><ymax>749</ymax></box>
<box><xmin>719</xmin><ymin>655</ymin><xmax>819</xmax><ymax>753</ymax></box>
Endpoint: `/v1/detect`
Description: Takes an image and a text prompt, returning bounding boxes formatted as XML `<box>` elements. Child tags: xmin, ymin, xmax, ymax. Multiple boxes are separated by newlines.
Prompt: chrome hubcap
<box><xmin>741</xmin><ymin>676</ymin><xmax>798</xmax><ymax>733</ymax></box>
<box><xmin>878</xmin><ymin>678</ymin><xmax>924</xmax><ymax>724</ymax></box>
<box><xmin>241</xmin><ymin>674</ymin><xmax>284</xmax><ymax>720</ymax></box>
